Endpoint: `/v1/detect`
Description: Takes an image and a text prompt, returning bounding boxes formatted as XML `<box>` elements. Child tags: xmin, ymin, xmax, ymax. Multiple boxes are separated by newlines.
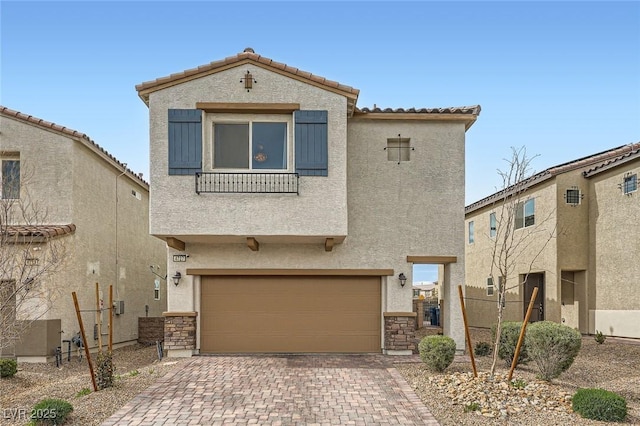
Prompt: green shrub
<box><xmin>594</xmin><ymin>330</ymin><xmax>606</xmax><ymax>344</ymax></box>
<box><xmin>95</xmin><ymin>351</ymin><xmax>114</xmax><ymax>390</ymax></box>
<box><xmin>525</xmin><ymin>321</ymin><xmax>582</xmax><ymax>380</ymax></box>
<box><xmin>511</xmin><ymin>378</ymin><xmax>527</xmax><ymax>389</ymax></box>
<box><xmin>75</xmin><ymin>388</ymin><xmax>91</xmax><ymax>397</ymax></box>
<box><xmin>572</xmin><ymin>388</ymin><xmax>627</xmax><ymax>422</ymax></box>
<box><xmin>30</xmin><ymin>398</ymin><xmax>73</xmax><ymax>425</ymax></box>
<box><xmin>418</xmin><ymin>335</ymin><xmax>456</xmax><ymax>372</ymax></box>
<box><xmin>0</xmin><ymin>358</ymin><xmax>18</xmax><ymax>378</ymax></box>
<box><xmin>473</xmin><ymin>341</ymin><xmax>491</xmax><ymax>357</ymax></box>
<box><xmin>464</xmin><ymin>402</ymin><xmax>480</xmax><ymax>413</ymax></box>
<box><xmin>491</xmin><ymin>321</ymin><xmax>528</xmax><ymax>366</ymax></box>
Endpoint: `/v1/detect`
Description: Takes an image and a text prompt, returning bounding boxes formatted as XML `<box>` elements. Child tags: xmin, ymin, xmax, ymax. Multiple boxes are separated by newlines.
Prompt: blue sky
<box><xmin>2</xmin><ymin>1</ymin><xmax>639</xmax><ymax>283</ymax></box>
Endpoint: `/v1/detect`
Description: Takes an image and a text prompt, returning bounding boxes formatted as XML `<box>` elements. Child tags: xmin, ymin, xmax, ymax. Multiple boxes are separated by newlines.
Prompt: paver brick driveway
<box><xmin>102</xmin><ymin>354</ymin><xmax>439</xmax><ymax>425</ymax></box>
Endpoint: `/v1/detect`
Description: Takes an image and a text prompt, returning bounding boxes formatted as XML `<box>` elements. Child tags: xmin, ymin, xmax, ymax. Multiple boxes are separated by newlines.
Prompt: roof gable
<box><xmin>135</xmin><ymin>48</ymin><xmax>360</xmax><ymax>115</ymax></box>
<box><xmin>0</xmin><ymin>106</ymin><xmax>148</xmax><ymax>189</ymax></box>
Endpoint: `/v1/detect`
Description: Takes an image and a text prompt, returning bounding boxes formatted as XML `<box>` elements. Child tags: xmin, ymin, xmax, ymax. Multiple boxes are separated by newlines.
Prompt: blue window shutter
<box><xmin>168</xmin><ymin>109</ymin><xmax>202</xmax><ymax>175</ymax></box>
<box><xmin>295</xmin><ymin>110</ymin><xmax>328</xmax><ymax>176</ymax></box>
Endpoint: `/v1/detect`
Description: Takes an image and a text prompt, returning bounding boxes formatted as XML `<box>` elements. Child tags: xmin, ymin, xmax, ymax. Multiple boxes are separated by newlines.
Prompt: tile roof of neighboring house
<box><xmin>135</xmin><ymin>47</ymin><xmax>361</xmax><ymax>115</ymax></box>
<box><xmin>0</xmin><ymin>106</ymin><xmax>148</xmax><ymax>188</ymax></box>
<box><xmin>466</xmin><ymin>142</ymin><xmax>640</xmax><ymax>214</ymax></box>
<box><xmin>353</xmin><ymin>105</ymin><xmax>481</xmax><ymax>130</ymax></box>
<box><xmin>582</xmin><ymin>142</ymin><xmax>640</xmax><ymax>177</ymax></box>
<box><xmin>5</xmin><ymin>224</ymin><xmax>76</xmax><ymax>239</ymax></box>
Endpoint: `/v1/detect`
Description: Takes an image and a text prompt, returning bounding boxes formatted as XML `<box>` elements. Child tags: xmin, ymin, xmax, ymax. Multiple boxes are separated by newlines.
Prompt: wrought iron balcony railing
<box><xmin>195</xmin><ymin>172</ymin><xmax>299</xmax><ymax>194</ymax></box>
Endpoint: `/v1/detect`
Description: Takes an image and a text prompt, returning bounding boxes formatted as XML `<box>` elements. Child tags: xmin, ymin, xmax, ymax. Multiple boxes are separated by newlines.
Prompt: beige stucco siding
<box><xmin>587</xmin><ymin>159</ymin><xmax>640</xmax><ymax>337</ymax></box>
<box><xmin>555</xmin><ymin>171</ymin><xmax>590</xmax><ymax>270</ymax></box>
<box><xmin>147</xmin><ymin>65</ymin><xmax>348</xmax><ymax>239</ymax></box>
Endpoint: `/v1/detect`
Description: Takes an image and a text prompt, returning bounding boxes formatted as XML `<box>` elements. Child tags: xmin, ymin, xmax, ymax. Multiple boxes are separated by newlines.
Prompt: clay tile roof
<box><xmin>353</xmin><ymin>105</ymin><xmax>481</xmax><ymax>130</ymax></box>
<box><xmin>466</xmin><ymin>142</ymin><xmax>640</xmax><ymax>213</ymax></box>
<box><xmin>135</xmin><ymin>48</ymin><xmax>360</xmax><ymax>115</ymax></box>
<box><xmin>0</xmin><ymin>106</ymin><xmax>148</xmax><ymax>188</ymax></box>
<box><xmin>5</xmin><ymin>224</ymin><xmax>76</xmax><ymax>239</ymax></box>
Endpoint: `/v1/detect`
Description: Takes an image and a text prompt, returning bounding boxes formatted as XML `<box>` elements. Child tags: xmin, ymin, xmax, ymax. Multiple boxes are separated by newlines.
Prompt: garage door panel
<box><xmin>200</xmin><ymin>275</ymin><xmax>381</xmax><ymax>353</ymax></box>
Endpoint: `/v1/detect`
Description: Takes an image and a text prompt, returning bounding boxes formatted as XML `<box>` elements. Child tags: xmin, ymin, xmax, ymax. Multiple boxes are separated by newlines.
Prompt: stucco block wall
<box><xmin>587</xmin><ymin>159</ymin><xmax>640</xmax><ymax>337</ymax></box>
<box><xmin>147</xmin><ymin>66</ymin><xmax>348</xmax><ymax>239</ymax></box>
<box><xmin>555</xmin><ymin>171</ymin><xmax>589</xmax><ymax>270</ymax></box>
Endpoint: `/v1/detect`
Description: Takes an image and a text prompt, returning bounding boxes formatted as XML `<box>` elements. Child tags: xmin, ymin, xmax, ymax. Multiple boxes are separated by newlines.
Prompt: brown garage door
<box><xmin>200</xmin><ymin>275</ymin><xmax>381</xmax><ymax>353</ymax></box>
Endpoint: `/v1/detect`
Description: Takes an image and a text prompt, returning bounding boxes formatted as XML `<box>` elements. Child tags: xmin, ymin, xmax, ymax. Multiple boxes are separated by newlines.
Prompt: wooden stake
<box><xmin>508</xmin><ymin>286</ymin><xmax>538</xmax><ymax>381</ymax></box>
<box><xmin>95</xmin><ymin>282</ymin><xmax>102</xmax><ymax>352</ymax></box>
<box><xmin>108</xmin><ymin>285</ymin><xmax>113</xmax><ymax>353</ymax></box>
<box><xmin>72</xmin><ymin>292</ymin><xmax>98</xmax><ymax>392</ymax></box>
<box><xmin>458</xmin><ymin>285</ymin><xmax>477</xmax><ymax>377</ymax></box>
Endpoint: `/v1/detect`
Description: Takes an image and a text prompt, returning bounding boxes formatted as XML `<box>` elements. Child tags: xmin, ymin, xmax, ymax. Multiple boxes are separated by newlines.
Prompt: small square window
<box><xmin>386</xmin><ymin>137</ymin><xmax>411</xmax><ymax>162</ymax></box>
<box><xmin>565</xmin><ymin>188</ymin><xmax>581</xmax><ymax>205</ymax></box>
<box><xmin>623</xmin><ymin>174</ymin><xmax>637</xmax><ymax>195</ymax></box>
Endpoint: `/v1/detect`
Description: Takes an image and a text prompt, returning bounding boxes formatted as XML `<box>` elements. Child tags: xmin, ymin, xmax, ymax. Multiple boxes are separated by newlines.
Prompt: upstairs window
<box><xmin>468</xmin><ymin>221</ymin><xmax>475</xmax><ymax>244</ymax></box>
<box><xmin>515</xmin><ymin>198</ymin><xmax>535</xmax><ymax>229</ymax></box>
<box><xmin>623</xmin><ymin>173</ymin><xmax>637</xmax><ymax>195</ymax></box>
<box><xmin>565</xmin><ymin>187</ymin><xmax>582</xmax><ymax>206</ymax></box>
<box><xmin>1</xmin><ymin>158</ymin><xmax>20</xmax><ymax>200</ymax></box>
<box><xmin>386</xmin><ymin>137</ymin><xmax>412</xmax><ymax>163</ymax></box>
<box><xmin>213</xmin><ymin>122</ymin><xmax>287</xmax><ymax>170</ymax></box>
<box><xmin>489</xmin><ymin>212</ymin><xmax>497</xmax><ymax>238</ymax></box>
<box><xmin>487</xmin><ymin>277</ymin><xmax>494</xmax><ymax>296</ymax></box>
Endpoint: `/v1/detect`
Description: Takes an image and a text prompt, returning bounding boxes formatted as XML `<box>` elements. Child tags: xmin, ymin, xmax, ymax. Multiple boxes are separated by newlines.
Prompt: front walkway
<box><xmin>102</xmin><ymin>354</ymin><xmax>439</xmax><ymax>425</ymax></box>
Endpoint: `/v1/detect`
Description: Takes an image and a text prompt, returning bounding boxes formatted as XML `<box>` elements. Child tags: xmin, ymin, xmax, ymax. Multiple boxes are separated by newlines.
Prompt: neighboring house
<box><xmin>135</xmin><ymin>48</ymin><xmax>481</xmax><ymax>356</ymax></box>
<box><xmin>412</xmin><ymin>282</ymin><xmax>437</xmax><ymax>299</ymax></box>
<box><xmin>0</xmin><ymin>106</ymin><xmax>167</xmax><ymax>361</ymax></box>
<box><xmin>465</xmin><ymin>142</ymin><xmax>640</xmax><ymax>338</ymax></box>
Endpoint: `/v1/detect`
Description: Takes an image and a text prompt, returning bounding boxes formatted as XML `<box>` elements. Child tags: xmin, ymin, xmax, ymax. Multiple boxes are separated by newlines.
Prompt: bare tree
<box><xmin>488</xmin><ymin>147</ymin><xmax>556</xmax><ymax>376</ymax></box>
<box><xmin>0</xmin><ymin>162</ymin><xmax>69</xmax><ymax>355</ymax></box>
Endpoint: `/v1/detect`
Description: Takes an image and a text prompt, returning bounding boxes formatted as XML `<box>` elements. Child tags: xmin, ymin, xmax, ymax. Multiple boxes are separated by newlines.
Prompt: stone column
<box><xmin>383</xmin><ymin>312</ymin><xmax>417</xmax><ymax>355</ymax></box>
<box><xmin>163</xmin><ymin>312</ymin><xmax>197</xmax><ymax>357</ymax></box>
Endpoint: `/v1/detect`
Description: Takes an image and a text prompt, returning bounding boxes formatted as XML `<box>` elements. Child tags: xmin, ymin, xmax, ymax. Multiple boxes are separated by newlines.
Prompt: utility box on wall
<box><xmin>114</xmin><ymin>300</ymin><xmax>125</xmax><ymax>315</ymax></box>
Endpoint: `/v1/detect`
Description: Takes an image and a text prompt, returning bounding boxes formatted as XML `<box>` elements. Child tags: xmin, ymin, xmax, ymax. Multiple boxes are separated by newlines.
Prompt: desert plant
<box><xmin>0</xmin><ymin>358</ymin><xmax>18</xmax><ymax>377</ymax></box>
<box><xmin>29</xmin><ymin>398</ymin><xmax>73</xmax><ymax>425</ymax></box>
<box><xmin>474</xmin><ymin>341</ymin><xmax>491</xmax><ymax>357</ymax></box>
<box><xmin>492</xmin><ymin>321</ymin><xmax>528</xmax><ymax>366</ymax></box>
<box><xmin>525</xmin><ymin>321</ymin><xmax>581</xmax><ymax>380</ymax></box>
<box><xmin>95</xmin><ymin>351</ymin><xmax>114</xmax><ymax>390</ymax></box>
<box><xmin>572</xmin><ymin>388</ymin><xmax>627</xmax><ymax>422</ymax></box>
<box><xmin>594</xmin><ymin>330</ymin><xmax>606</xmax><ymax>344</ymax></box>
<box><xmin>418</xmin><ymin>335</ymin><xmax>456</xmax><ymax>372</ymax></box>
<box><xmin>464</xmin><ymin>402</ymin><xmax>480</xmax><ymax>413</ymax></box>
<box><xmin>75</xmin><ymin>388</ymin><xmax>91</xmax><ymax>397</ymax></box>
<box><xmin>511</xmin><ymin>378</ymin><xmax>527</xmax><ymax>389</ymax></box>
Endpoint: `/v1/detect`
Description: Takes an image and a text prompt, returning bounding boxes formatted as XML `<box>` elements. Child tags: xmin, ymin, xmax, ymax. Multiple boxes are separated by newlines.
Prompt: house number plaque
<box><xmin>173</xmin><ymin>255</ymin><xmax>187</xmax><ymax>262</ymax></box>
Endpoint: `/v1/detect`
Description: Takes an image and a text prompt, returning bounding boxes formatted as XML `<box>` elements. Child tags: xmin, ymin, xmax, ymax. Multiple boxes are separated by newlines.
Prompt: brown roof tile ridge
<box><xmin>550</xmin><ymin>142</ymin><xmax>640</xmax><ymax>175</ymax></box>
<box><xmin>357</xmin><ymin>105</ymin><xmax>481</xmax><ymax>114</ymax></box>
<box><xmin>5</xmin><ymin>223</ymin><xmax>77</xmax><ymax>238</ymax></box>
<box><xmin>582</xmin><ymin>141</ymin><xmax>640</xmax><ymax>176</ymax></box>
<box><xmin>0</xmin><ymin>105</ymin><xmax>148</xmax><ymax>187</ymax></box>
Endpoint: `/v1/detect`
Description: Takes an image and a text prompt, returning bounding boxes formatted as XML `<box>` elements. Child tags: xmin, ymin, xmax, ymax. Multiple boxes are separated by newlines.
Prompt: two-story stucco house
<box><xmin>136</xmin><ymin>48</ymin><xmax>481</xmax><ymax>356</ymax></box>
<box><xmin>0</xmin><ymin>106</ymin><xmax>167</xmax><ymax>361</ymax></box>
<box><xmin>465</xmin><ymin>142</ymin><xmax>640</xmax><ymax>338</ymax></box>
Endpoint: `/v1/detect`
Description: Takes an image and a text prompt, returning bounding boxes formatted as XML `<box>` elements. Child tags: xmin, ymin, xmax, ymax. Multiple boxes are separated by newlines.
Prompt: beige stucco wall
<box><xmin>465</xmin><ymin>180</ymin><xmax>560</xmax><ymax>329</ymax></box>
<box><xmin>586</xmin><ymin>158</ymin><xmax>640</xmax><ymax>338</ymax></box>
<box><xmin>147</xmin><ymin>65</ymin><xmax>348</xmax><ymax>239</ymax></box>
<box><xmin>555</xmin><ymin>170</ymin><xmax>590</xmax><ymax>270</ymax></box>
<box><xmin>1</xmin><ymin>115</ymin><xmax>167</xmax><ymax>353</ymax></box>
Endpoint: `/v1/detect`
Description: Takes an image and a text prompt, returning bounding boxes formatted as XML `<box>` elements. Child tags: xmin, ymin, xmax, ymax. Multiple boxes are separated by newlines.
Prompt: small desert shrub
<box><xmin>594</xmin><ymin>330</ymin><xmax>606</xmax><ymax>344</ymax></box>
<box><xmin>474</xmin><ymin>341</ymin><xmax>491</xmax><ymax>357</ymax></box>
<box><xmin>464</xmin><ymin>402</ymin><xmax>480</xmax><ymax>413</ymax></box>
<box><xmin>572</xmin><ymin>388</ymin><xmax>627</xmax><ymax>422</ymax></box>
<box><xmin>29</xmin><ymin>398</ymin><xmax>73</xmax><ymax>425</ymax></box>
<box><xmin>525</xmin><ymin>321</ymin><xmax>581</xmax><ymax>380</ymax></box>
<box><xmin>492</xmin><ymin>321</ymin><xmax>528</xmax><ymax>366</ymax></box>
<box><xmin>0</xmin><ymin>358</ymin><xmax>18</xmax><ymax>378</ymax></box>
<box><xmin>75</xmin><ymin>388</ymin><xmax>91</xmax><ymax>397</ymax></box>
<box><xmin>418</xmin><ymin>335</ymin><xmax>456</xmax><ymax>372</ymax></box>
<box><xmin>95</xmin><ymin>351</ymin><xmax>114</xmax><ymax>390</ymax></box>
<box><xmin>511</xmin><ymin>378</ymin><xmax>527</xmax><ymax>389</ymax></box>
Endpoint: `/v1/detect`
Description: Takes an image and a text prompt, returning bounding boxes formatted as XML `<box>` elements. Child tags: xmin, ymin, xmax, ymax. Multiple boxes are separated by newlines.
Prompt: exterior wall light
<box><xmin>398</xmin><ymin>273</ymin><xmax>407</xmax><ymax>287</ymax></box>
<box><xmin>172</xmin><ymin>272</ymin><xmax>182</xmax><ymax>286</ymax></box>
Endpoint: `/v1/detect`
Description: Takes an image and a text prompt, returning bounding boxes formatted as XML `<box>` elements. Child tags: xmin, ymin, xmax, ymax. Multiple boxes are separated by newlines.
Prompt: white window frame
<box><xmin>565</xmin><ymin>188</ymin><xmax>582</xmax><ymax>205</ymax></box>
<box><xmin>489</xmin><ymin>212</ymin><xmax>497</xmax><ymax>238</ymax></box>
<box><xmin>623</xmin><ymin>173</ymin><xmax>637</xmax><ymax>195</ymax></box>
<box><xmin>154</xmin><ymin>279</ymin><xmax>160</xmax><ymax>301</ymax></box>
<box><xmin>515</xmin><ymin>198</ymin><xmax>535</xmax><ymax>230</ymax></box>
<box><xmin>1</xmin><ymin>155</ymin><xmax>20</xmax><ymax>200</ymax></box>
<box><xmin>468</xmin><ymin>221</ymin><xmax>475</xmax><ymax>244</ymax></box>
<box><xmin>204</xmin><ymin>113</ymin><xmax>293</xmax><ymax>173</ymax></box>
<box><xmin>487</xmin><ymin>277</ymin><xmax>494</xmax><ymax>296</ymax></box>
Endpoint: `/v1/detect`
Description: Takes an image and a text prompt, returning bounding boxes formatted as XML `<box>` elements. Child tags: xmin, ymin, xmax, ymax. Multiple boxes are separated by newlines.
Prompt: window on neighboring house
<box><xmin>623</xmin><ymin>173</ymin><xmax>637</xmax><ymax>195</ymax></box>
<box><xmin>515</xmin><ymin>199</ymin><xmax>535</xmax><ymax>229</ymax></box>
<box><xmin>213</xmin><ymin>122</ymin><xmax>288</xmax><ymax>170</ymax></box>
<box><xmin>386</xmin><ymin>137</ymin><xmax>411</xmax><ymax>162</ymax></box>
<box><xmin>489</xmin><ymin>212</ymin><xmax>497</xmax><ymax>238</ymax></box>
<box><xmin>1</xmin><ymin>158</ymin><xmax>20</xmax><ymax>200</ymax></box>
<box><xmin>154</xmin><ymin>280</ymin><xmax>160</xmax><ymax>301</ymax></box>
<box><xmin>468</xmin><ymin>221</ymin><xmax>475</xmax><ymax>244</ymax></box>
<box><xmin>565</xmin><ymin>188</ymin><xmax>581</xmax><ymax>205</ymax></box>
<box><xmin>487</xmin><ymin>277</ymin><xmax>494</xmax><ymax>296</ymax></box>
